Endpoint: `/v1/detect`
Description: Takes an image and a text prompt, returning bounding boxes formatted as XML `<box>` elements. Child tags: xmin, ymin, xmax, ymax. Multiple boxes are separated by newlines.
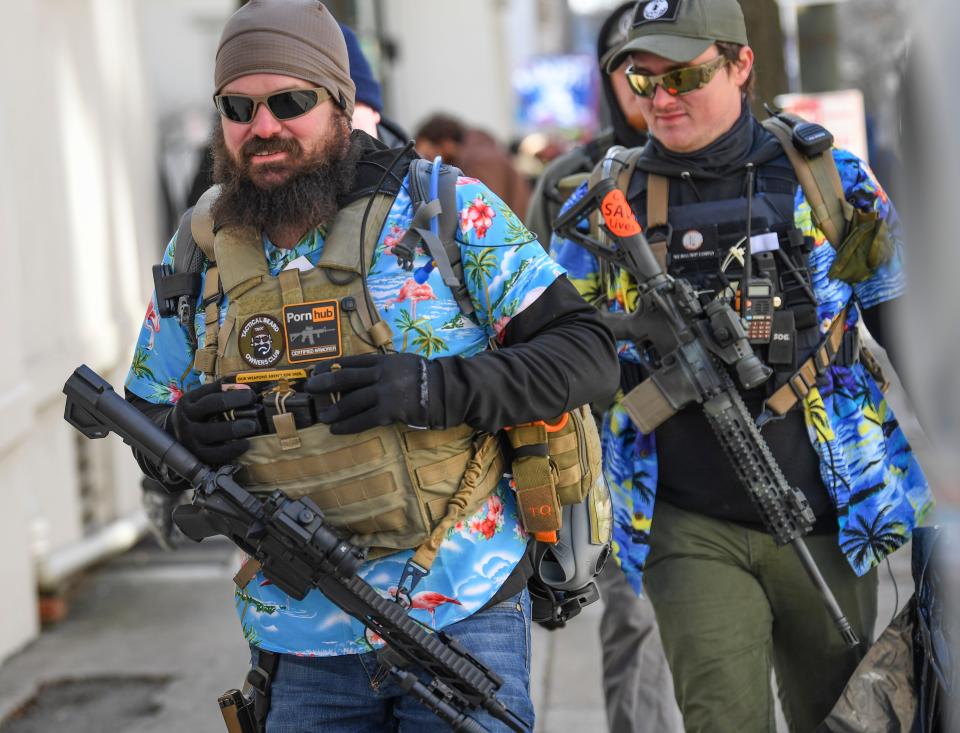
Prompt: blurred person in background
<box><xmin>526</xmin><ymin>1</ymin><xmax>649</xmax><ymax>248</ymax></box>
<box><xmin>337</xmin><ymin>22</ymin><xmax>409</xmax><ymax>146</ymax></box>
<box><xmin>553</xmin><ymin>0</ymin><xmax>931</xmax><ymax>730</ymax></box>
<box><xmin>124</xmin><ymin>0</ymin><xmax>618</xmax><ymax>730</ymax></box>
<box><xmin>415</xmin><ymin>113</ymin><xmax>532</xmax><ymax>217</ymax></box>
<box><xmin>529</xmin><ymin>5</ymin><xmax>684</xmax><ymax>733</ymax></box>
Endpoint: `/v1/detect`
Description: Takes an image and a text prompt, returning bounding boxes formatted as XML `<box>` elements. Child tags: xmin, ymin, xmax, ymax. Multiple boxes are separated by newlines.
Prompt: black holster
<box><xmin>220</xmin><ymin>650</ymin><xmax>279</xmax><ymax>733</ymax></box>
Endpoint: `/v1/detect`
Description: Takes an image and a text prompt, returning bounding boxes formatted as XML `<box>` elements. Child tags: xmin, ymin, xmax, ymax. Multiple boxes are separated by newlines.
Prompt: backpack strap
<box><xmin>398</xmin><ymin>158</ymin><xmax>475</xmax><ymax>319</ymax></box>
<box><xmin>191</xmin><ymin>185</ymin><xmax>220</xmax><ymax>262</ymax></box>
<box><xmin>646</xmin><ymin>174</ymin><xmax>669</xmax><ymax>230</ymax></box>
<box><xmin>584</xmin><ymin>145</ymin><xmax>668</xmax><ymax>281</ymax></box>
<box><xmin>761</xmin><ymin>116</ymin><xmax>853</xmax><ymax>249</ymax></box>
<box><xmin>587</xmin><ymin>144</ymin><xmax>644</xmax><ymax>193</ymax></box>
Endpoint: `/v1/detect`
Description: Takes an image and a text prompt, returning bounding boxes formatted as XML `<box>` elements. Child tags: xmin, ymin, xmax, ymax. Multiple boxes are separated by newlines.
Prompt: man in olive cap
<box><xmin>124</xmin><ymin>1</ymin><xmax>619</xmax><ymax>730</ymax></box>
<box><xmin>554</xmin><ymin>0</ymin><xmax>930</xmax><ymax>730</ymax></box>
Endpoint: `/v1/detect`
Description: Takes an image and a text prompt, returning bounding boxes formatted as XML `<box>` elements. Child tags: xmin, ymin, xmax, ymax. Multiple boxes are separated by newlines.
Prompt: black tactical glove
<box><xmin>170</xmin><ymin>381</ymin><xmax>258</xmax><ymax>465</ymax></box>
<box><xmin>306</xmin><ymin>353</ymin><xmax>438</xmax><ymax>435</ymax></box>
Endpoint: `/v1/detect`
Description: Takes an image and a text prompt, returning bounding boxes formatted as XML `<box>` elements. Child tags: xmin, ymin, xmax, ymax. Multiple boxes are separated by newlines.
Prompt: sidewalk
<box><xmin>0</xmin><ymin>526</ymin><xmax>912</xmax><ymax>733</ymax></box>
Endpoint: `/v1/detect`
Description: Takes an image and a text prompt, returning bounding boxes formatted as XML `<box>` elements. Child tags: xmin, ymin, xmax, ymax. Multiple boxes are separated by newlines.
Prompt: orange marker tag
<box><xmin>601</xmin><ymin>189</ymin><xmax>642</xmax><ymax>238</ymax></box>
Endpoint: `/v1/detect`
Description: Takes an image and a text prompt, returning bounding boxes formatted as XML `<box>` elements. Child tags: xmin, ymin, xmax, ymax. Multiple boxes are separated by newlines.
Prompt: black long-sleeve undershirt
<box><xmin>428</xmin><ymin>276</ymin><xmax>619</xmax><ymax>431</ymax></box>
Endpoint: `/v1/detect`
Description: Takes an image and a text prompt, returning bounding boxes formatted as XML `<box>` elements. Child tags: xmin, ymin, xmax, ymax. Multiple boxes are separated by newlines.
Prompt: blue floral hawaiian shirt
<box><xmin>552</xmin><ymin>148</ymin><xmax>933</xmax><ymax>595</ymax></box>
<box><xmin>126</xmin><ymin>176</ymin><xmax>564</xmax><ymax>655</ymax></box>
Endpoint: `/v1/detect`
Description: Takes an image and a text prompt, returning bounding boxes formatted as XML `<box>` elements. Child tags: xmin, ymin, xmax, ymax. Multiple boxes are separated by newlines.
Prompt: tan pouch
<box><xmin>505</xmin><ymin>405</ymin><xmax>604</xmax><ymax>541</ymax></box>
<box><xmin>548</xmin><ymin>405</ymin><xmax>602</xmax><ymax>506</ymax></box>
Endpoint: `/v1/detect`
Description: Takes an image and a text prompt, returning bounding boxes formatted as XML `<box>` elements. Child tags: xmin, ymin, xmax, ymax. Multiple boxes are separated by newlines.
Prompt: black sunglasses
<box><xmin>213</xmin><ymin>87</ymin><xmax>335</xmax><ymax>124</ymax></box>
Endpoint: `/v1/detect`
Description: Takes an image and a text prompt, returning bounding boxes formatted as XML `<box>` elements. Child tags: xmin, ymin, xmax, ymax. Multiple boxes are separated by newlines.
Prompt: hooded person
<box><xmin>525</xmin><ymin>1</ymin><xmax>651</xmax><ymax>247</ymax></box>
<box><xmin>123</xmin><ymin>1</ymin><xmax>619</xmax><ymax>730</ymax></box>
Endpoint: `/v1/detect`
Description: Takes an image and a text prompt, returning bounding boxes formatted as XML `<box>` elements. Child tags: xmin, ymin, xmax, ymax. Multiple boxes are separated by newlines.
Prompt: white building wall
<box><xmin>383</xmin><ymin>0</ymin><xmax>518</xmax><ymax>140</ymax></box>
<box><xmin>0</xmin><ymin>0</ymin><xmax>161</xmax><ymax>662</ymax></box>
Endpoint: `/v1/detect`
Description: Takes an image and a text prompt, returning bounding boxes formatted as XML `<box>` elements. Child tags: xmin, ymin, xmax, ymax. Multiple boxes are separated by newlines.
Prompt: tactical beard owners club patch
<box><xmin>633</xmin><ymin>0</ymin><xmax>680</xmax><ymax>25</ymax></box>
<box><xmin>283</xmin><ymin>299</ymin><xmax>342</xmax><ymax>364</ymax></box>
<box><xmin>238</xmin><ymin>314</ymin><xmax>284</xmax><ymax>368</ymax></box>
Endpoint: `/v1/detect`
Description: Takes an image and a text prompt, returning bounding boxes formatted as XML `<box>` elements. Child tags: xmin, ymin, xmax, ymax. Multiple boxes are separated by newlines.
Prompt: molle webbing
<box><xmin>411</xmin><ymin>432</ymin><xmax>503</xmax><ymax>571</ymax></box>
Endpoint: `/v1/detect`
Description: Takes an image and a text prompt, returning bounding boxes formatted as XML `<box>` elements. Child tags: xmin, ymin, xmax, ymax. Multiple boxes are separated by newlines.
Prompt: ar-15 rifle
<box><xmin>553</xmin><ymin>177</ymin><xmax>859</xmax><ymax>646</ymax></box>
<box><xmin>62</xmin><ymin>365</ymin><xmax>528</xmax><ymax>733</ymax></box>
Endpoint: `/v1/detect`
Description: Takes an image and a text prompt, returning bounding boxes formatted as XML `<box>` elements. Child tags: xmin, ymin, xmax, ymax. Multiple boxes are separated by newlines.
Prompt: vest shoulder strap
<box><xmin>761</xmin><ymin>116</ymin><xmax>854</xmax><ymax>248</ymax></box>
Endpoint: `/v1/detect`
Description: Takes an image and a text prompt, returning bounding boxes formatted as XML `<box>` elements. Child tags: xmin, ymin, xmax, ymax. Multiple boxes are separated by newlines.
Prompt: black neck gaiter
<box><xmin>639</xmin><ymin>101</ymin><xmax>781</xmax><ymax>179</ymax></box>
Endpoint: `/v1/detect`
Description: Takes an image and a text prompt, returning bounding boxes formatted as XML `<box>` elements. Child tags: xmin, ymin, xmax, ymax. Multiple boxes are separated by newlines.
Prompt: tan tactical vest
<box><xmin>192</xmin><ymin>191</ymin><xmax>504</xmax><ymax>565</ymax></box>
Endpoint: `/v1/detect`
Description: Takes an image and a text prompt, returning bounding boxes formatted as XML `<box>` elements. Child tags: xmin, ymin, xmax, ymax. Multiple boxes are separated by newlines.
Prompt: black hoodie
<box><xmin>597</xmin><ymin>1</ymin><xmax>650</xmax><ymax>151</ymax></box>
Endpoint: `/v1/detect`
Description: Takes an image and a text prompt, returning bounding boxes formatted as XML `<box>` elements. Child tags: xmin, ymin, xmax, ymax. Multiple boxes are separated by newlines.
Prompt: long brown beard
<box><xmin>210</xmin><ymin>114</ymin><xmax>358</xmax><ymax>233</ymax></box>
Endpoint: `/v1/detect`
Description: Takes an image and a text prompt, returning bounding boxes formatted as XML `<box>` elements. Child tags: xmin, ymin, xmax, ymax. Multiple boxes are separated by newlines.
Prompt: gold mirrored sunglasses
<box><xmin>625</xmin><ymin>55</ymin><xmax>729</xmax><ymax>99</ymax></box>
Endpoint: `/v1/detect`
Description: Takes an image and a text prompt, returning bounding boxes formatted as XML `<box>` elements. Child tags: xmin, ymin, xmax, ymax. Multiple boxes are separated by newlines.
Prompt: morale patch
<box><xmin>233</xmin><ymin>368</ymin><xmax>308</xmax><ymax>384</ymax></box>
<box><xmin>238</xmin><ymin>314</ymin><xmax>284</xmax><ymax>368</ymax></box>
<box><xmin>283</xmin><ymin>299</ymin><xmax>342</xmax><ymax>364</ymax></box>
<box><xmin>682</xmin><ymin>230</ymin><xmax>704</xmax><ymax>252</ymax></box>
<box><xmin>633</xmin><ymin>0</ymin><xmax>680</xmax><ymax>26</ymax></box>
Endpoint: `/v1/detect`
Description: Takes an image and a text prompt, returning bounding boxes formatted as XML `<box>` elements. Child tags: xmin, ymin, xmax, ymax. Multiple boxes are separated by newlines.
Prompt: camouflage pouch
<box><xmin>827</xmin><ymin>208</ymin><xmax>895</xmax><ymax>283</ymax></box>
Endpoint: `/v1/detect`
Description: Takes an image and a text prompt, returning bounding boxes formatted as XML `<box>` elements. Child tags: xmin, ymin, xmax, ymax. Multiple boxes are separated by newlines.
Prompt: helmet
<box><xmin>529</xmin><ymin>475</ymin><xmax>613</xmax><ymax>629</ymax></box>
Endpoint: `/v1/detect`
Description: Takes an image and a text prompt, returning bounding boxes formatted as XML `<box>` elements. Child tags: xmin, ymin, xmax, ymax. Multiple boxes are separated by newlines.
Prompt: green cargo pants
<box><xmin>643</xmin><ymin>500</ymin><xmax>878</xmax><ymax>733</ymax></box>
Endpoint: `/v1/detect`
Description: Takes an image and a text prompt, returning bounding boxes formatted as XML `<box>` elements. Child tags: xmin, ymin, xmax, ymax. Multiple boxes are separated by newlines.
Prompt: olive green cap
<box><xmin>608</xmin><ymin>0</ymin><xmax>748</xmax><ymax>70</ymax></box>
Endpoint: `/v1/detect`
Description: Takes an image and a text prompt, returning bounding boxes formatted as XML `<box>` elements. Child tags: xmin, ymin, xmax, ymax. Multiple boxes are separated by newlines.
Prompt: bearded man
<box><xmin>123</xmin><ymin>2</ymin><xmax>618</xmax><ymax>731</ymax></box>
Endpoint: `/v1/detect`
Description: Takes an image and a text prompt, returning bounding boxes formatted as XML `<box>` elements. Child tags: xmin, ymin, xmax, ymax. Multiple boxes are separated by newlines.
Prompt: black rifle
<box><xmin>62</xmin><ymin>365</ymin><xmax>528</xmax><ymax>733</ymax></box>
<box><xmin>553</xmin><ymin>177</ymin><xmax>858</xmax><ymax>646</ymax></box>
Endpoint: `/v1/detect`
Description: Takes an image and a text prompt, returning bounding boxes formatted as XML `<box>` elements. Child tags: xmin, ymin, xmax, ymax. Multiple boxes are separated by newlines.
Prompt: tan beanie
<box><xmin>214</xmin><ymin>0</ymin><xmax>356</xmax><ymax>117</ymax></box>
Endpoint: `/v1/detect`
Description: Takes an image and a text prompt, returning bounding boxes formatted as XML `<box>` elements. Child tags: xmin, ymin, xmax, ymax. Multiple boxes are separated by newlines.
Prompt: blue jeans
<box><xmin>251</xmin><ymin>589</ymin><xmax>534</xmax><ymax>732</ymax></box>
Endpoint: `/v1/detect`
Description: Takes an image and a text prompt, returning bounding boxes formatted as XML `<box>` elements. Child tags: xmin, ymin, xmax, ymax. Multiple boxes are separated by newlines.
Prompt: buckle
<box><xmin>176</xmin><ymin>295</ymin><xmax>194</xmax><ymax>327</ymax></box>
<box><xmin>644</xmin><ymin>222</ymin><xmax>673</xmax><ymax>245</ymax></box>
<box><xmin>394</xmin><ymin>560</ymin><xmax>428</xmax><ymax>609</ymax></box>
<box><xmin>789</xmin><ymin>372</ymin><xmax>811</xmax><ymax>401</ymax></box>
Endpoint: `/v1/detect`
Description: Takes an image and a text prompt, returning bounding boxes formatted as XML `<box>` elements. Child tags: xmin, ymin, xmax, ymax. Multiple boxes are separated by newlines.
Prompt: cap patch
<box><xmin>633</xmin><ymin>0</ymin><xmax>681</xmax><ymax>26</ymax></box>
<box><xmin>239</xmin><ymin>314</ymin><xmax>284</xmax><ymax>368</ymax></box>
